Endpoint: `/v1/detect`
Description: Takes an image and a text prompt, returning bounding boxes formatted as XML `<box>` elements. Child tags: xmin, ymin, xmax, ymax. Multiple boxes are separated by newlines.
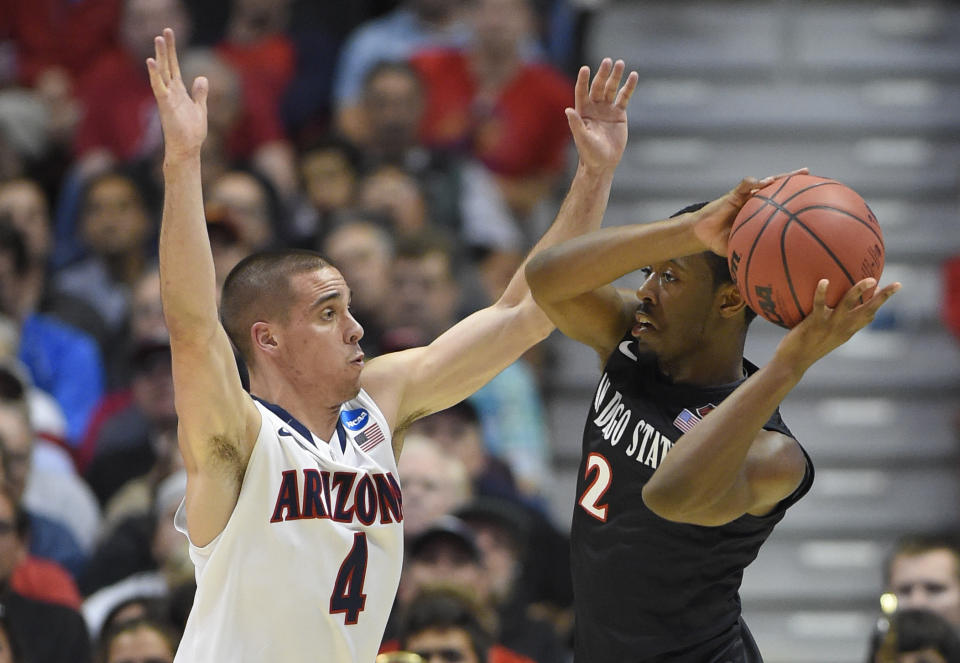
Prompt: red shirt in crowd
<box><xmin>0</xmin><ymin>0</ymin><xmax>121</xmax><ymax>85</ymax></box>
<box><xmin>410</xmin><ymin>49</ymin><xmax>572</xmax><ymax>178</ymax></box>
<box><xmin>74</xmin><ymin>48</ymin><xmax>286</xmax><ymax>162</ymax></box>
<box><xmin>12</xmin><ymin>556</ymin><xmax>82</xmax><ymax>610</ymax></box>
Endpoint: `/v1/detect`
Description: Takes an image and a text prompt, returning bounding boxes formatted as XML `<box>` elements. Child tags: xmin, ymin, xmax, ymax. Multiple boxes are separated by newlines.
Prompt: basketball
<box><xmin>726</xmin><ymin>174</ymin><xmax>885</xmax><ymax>328</ymax></box>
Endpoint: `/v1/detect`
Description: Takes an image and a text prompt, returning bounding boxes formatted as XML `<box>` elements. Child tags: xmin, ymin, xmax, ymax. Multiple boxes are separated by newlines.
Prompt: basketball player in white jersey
<box><xmin>146</xmin><ymin>28</ymin><xmax>646</xmax><ymax>662</ymax></box>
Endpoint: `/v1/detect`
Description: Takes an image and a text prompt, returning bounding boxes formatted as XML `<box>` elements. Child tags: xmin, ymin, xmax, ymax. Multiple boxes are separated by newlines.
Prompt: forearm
<box><xmin>159</xmin><ymin>155</ymin><xmax>220</xmax><ymax>337</ymax></box>
<box><xmin>525</xmin><ymin>206</ymin><xmax>706</xmax><ymax>304</ymax></box>
<box><xmin>500</xmin><ymin>163</ymin><xmax>615</xmax><ymax>307</ymax></box>
<box><xmin>642</xmin><ymin>355</ymin><xmax>804</xmax><ymax>515</ymax></box>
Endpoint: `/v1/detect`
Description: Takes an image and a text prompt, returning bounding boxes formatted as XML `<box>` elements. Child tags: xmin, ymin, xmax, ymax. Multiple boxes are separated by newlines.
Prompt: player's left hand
<box><xmin>775</xmin><ymin>277</ymin><xmax>902</xmax><ymax>374</ymax></box>
<box><xmin>567</xmin><ymin>58</ymin><xmax>638</xmax><ymax>175</ymax></box>
<box><xmin>691</xmin><ymin>168</ymin><xmax>810</xmax><ymax>255</ymax></box>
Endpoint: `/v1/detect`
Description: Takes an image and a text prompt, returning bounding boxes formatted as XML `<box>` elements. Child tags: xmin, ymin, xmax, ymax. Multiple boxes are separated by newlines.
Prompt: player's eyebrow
<box><xmin>309</xmin><ymin>291</ymin><xmax>342</xmax><ymax>309</ymax></box>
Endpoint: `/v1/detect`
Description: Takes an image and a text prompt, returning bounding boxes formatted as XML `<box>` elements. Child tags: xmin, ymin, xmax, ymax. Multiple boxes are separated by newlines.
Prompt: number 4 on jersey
<box><xmin>579</xmin><ymin>452</ymin><xmax>612</xmax><ymax>522</ymax></box>
<box><xmin>330</xmin><ymin>532</ymin><xmax>368</xmax><ymax>624</ymax></box>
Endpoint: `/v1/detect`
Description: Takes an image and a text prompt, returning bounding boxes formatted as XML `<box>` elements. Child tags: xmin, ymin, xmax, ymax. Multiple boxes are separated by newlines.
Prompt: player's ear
<box><xmin>717</xmin><ymin>282</ymin><xmax>748</xmax><ymax>319</ymax></box>
<box><xmin>251</xmin><ymin>321</ymin><xmax>279</xmax><ymax>354</ymax></box>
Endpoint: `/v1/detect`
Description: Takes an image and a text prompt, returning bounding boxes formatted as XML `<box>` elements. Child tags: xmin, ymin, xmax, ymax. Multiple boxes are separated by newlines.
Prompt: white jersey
<box><xmin>174</xmin><ymin>390</ymin><xmax>403</xmax><ymax>663</ymax></box>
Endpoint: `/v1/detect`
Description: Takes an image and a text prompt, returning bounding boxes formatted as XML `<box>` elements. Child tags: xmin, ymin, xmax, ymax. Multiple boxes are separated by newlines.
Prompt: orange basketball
<box><xmin>727</xmin><ymin>174</ymin><xmax>885</xmax><ymax>328</ymax></box>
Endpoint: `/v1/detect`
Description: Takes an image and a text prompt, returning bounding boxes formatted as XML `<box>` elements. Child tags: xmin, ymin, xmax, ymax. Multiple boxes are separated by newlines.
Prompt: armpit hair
<box><xmin>209</xmin><ymin>435</ymin><xmax>247</xmax><ymax>487</ymax></box>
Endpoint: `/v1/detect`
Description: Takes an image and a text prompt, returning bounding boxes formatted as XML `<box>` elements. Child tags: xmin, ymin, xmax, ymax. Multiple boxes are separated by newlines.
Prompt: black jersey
<box><xmin>571</xmin><ymin>332</ymin><xmax>813</xmax><ymax>662</ymax></box>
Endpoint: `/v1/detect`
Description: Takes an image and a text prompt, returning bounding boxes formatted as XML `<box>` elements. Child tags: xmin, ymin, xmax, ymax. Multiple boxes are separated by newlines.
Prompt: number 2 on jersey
<box><xmin>330</xmin><ymin>532</ymin><xmax>368</xmax><ymax>624</ymax></box>
<box><xmin>579</xmin><ymin>452</ymin><xmax>612</xmax><ymax>522</ymax></box>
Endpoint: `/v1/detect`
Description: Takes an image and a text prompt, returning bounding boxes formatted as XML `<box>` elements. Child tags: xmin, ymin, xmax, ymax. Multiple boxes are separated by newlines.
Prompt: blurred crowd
<box><xmin>0</xmin><ymin>1</ymin><xmax>956</xmax><ymax>663</ymax></box>
<box><xmin>0</xmin><ymin>0</ymin><xmax>598</xmax><ymax>660</ymax></box>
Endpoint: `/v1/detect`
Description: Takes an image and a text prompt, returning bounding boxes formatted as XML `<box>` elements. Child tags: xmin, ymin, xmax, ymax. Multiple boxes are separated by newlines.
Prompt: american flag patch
<box><xmin>672</xmin><ymin>408</ymin><xmax>701</xmax><ymax>434</ymax></box>
<box><xmin>672</xmin><ymin>403</ymin><xmax>717</xmax><ymax>434</ymax></box>
<box><xmin>356</xmin><ymin>422</ymin><xmax>386</xmax><ymax>452</ymax></box>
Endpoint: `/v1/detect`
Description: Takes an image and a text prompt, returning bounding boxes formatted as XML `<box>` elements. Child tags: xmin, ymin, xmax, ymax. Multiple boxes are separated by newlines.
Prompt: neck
<box><xmin>248</xmin><ymin>370</ymin><xmax>344</xmax><ymax>441</ymax></box>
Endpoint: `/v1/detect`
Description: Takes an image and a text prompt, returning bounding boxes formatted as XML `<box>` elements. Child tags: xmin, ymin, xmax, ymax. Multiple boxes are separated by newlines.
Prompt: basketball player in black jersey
<box><xmin>525</xmin><ymin>183</ymin><xmax>900</xmax><ymax>658</ymax></box>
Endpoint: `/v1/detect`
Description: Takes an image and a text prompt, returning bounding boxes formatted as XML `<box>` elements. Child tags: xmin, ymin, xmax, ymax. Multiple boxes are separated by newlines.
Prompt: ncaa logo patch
<box><xmin>340</xmin><ymin>408</ymin><xmax>370</xmax><ymax>431</ymax></box>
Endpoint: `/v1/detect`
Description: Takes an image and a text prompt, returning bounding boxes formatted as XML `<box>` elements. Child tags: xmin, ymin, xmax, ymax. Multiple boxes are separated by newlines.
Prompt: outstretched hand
<box><xmin>691</xmin><ymin>168</ymin><xmax>810</xmax><ymax>256</ymax></box>
<box><xmin>566</xmin><ymin>58</ymin><xmax>639</xmax><ymax>175</ymax></box>
<box><xmin>146</xmin><ymin>28</ymin><xmax>208</xmax><ymax>163</ymax></box>
<box><xmin>776</xmin><ymin>277</ymin><xmax>902</xmax><ymax>375</ymax></box>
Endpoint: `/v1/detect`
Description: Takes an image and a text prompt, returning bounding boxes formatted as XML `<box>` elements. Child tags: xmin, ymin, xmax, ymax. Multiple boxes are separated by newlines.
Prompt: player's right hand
<box><xmin>146</xmin><ymin>28</ymin><xmax>208</xmax><ymax>163</ymax></box>
<box><xmin>774</xmin><ymin>277</ymin><xmax>901</xmax><ymax>375</ymax></box>
<box><xmin>566</xmin><ymin>58</ymin><xmax>638</xmax><ymax>175</ymax></box>
<box><xmin>690</xmin><ymin>168</ymin><xmax>810</xmax><ymax>256</ymax></box>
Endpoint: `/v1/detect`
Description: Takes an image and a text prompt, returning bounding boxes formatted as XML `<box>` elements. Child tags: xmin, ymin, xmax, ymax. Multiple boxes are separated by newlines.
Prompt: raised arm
<box><xmin>524</xmin><ymin>172</ymin><xmax>801</xmax><ymax>359</ymax></box>
<box><xmin>148</xmin><ymin>29</ymin><xmax>260</xmax><ymax>546</ymax></box>
<box><xmin>361</xmin><ymin>59</ymin><xmax>638</xmax><ymax>451</ymax></box>
<box><xmin>642</xmin><ymin>277</ymin><xmax>901</xmax><ymax>526</ymax></box>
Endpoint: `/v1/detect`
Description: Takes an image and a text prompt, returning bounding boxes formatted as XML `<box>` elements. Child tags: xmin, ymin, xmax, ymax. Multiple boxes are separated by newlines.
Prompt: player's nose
<box><xmin>345</xmin><ymin>311</ymin><xmax>364</xmax><ymax>344</ymax></box>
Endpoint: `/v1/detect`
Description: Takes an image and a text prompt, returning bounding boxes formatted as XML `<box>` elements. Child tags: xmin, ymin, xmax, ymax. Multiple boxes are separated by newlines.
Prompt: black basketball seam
<box><xmin>727</xmin><ymin>175</ymin><xmax>795</xmax><ymax>244</ymax></box>
<box><xmin>741</xmin><ymin>176</ymin><xmax>829</xmax><ymax>316</ymax></box>
<box><xmin>786</xmin><ymin>204</ymin><xmax>883</xmax><ymax>244</ymax></box>
<box><xmin>789</xmin><ymin>212</ymin><xmax>859</xmax><ymax>290</ymax></box>
<box><xmin>780</xmin><ymin>217</ymin><xmax>805</xmax><ymax>326</ymax></box>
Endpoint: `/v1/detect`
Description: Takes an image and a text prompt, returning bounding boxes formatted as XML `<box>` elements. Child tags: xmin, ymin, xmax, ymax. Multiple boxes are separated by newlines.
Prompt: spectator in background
<box><xmin>178</xmin><ymin>47</ymin><xmax>297</xmax><ymax>201</ymax></box>
<box><xmin>333</xmin><ymin>0</ymin><xmax>470</xmax><ymax>141</ymax></box>
<box><xmin>0</xmin><ymin>0</ymin><xmax>120</xmax><ymax>88</ymax></box>
<box><xmin>359</xmin><ymin>165</ymin><xmax>431</xmax><ymax>238</ymax></box>
<box><xmin>206</xmin><ymin>170</ymin><xmax>279</xmax><ymax>254</ymax></box>
<box><xmin>53</xmin><ymin>171</ymin><xmax>154</xmax><ymax>359</ymax></box>
<box><xmin>411</xmin><ymin>0</ymin><xmax>573</xmax><ymax>220</ymax></box>
<box><xmin>217</xmin><ymin>0</ymin><xmax>295</xmax><ymax>105</ymax></box>
<box><xmin>356</xmin><ymin>61</ymin><xmax>522</xmax><ymax>253</ymax></box>
<box><xmin>394</xmin><ymin>587</ymin><xmax>534</xmax><ymax>663</ymax></box>
<box><xmin>0</xmin><ymin>394</ymin><xmax>87</xmax><ymax>578</ymax></box>
<box><xmin>0</xmin><ymin>361</ymin><xmax>102</xmax><ymax>561</ymax></box>
<box><xmin>98</xmin><ymin>615</ymin><xmax>178</xmax><ymax>663</ymax></box>
<box><xmin>82</xmin><ymin>471</ymin><xmax>193</xmax><ymax>631</ymax></box>
<box><xmin>455</xmin><ymin>498</ymin><xmax>568</xmax><ymax>663</ymax></box>
<box><xmin>73</xmin><ymin>0</ymin><xmax>192</xmax><ymax>175</ymax></box>
<box><xmin>386</xmin><ymin>232</ymin><xmax>550</xmax><ymax>496</ymax></box>
<box><xmin>398</xmin><ymin>436</ymin><xmax>472</xmax><ymax>541</ymax></box>
<box><xmin>409</xmin><ymin>401</ymin><xmax>520</xmax><ymax>502</ymax></box>
<box><xmin>293</xmin><ymin>136</ymin><xmax>363</xmax><ymax>246</ymax></box>
<box><xmin>0</xmin><ymin>178</ymin><xmax>109</xmax><ymax>358</ymax></box>
<box><xmin>0</xmin><ymin>487</ymin><xmax>91</xmax><ymax>663</ymax></box>
<box><xmin>83</xmin><ymin>340</ymin><xmax>177</xmax><ymax>508</ymax></box>
<box><xmin>884</xmin><ymin>534</ymin><xmax>960</xmax><ymax>630</ymax></box>
<box><xmin>322</xmin><ymin>214</ymin><xmax>395</xmax><ymax>358</ymax></box>
<box><xmin>0</xmin><ymin>221</ymin><xmax>104</xmax><ymax>446</ymax></box>
<box><xmin>394</xmin><ymin>518</ymin><xmax>561</xmax><ymax>663</ymax></box>
<box><xmin>870</xmin><ymin>609</ymin><xmax>960</xmax><ymax>663</ymax></box>
<box><xmin>0</xmin><ymin>484</ymin><xmax>80</xmax><ymax>610</ymax></box>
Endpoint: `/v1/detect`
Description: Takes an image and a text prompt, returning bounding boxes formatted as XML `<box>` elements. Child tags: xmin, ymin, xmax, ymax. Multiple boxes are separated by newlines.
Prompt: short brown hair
<box><xmin>885</xmin><ymin>533</ymin><xmax>960</xmax><ymax>585</ymax></box>
<box><xmin>220</xmin><ymin>250</ymin><xmax>332</xmax><ymax>365</ymax></box>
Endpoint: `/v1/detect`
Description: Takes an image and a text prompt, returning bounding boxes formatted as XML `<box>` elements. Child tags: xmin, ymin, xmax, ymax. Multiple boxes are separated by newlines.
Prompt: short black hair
<box><xmin>398</xmin><ymin>587</ymin><xmax>494</xmax><ymax>662</ymax></box>
<box><xmin>671</xmin><ymin>202</ymin><xmax>757</xmax><ymax>324</ymax></box>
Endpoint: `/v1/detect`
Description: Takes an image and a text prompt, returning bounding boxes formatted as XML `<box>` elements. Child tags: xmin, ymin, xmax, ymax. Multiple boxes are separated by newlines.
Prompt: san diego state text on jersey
<box><xmin>271</xmin><ymin>470</ymin><xmax>403</xmax><ymax>526</ymax></box>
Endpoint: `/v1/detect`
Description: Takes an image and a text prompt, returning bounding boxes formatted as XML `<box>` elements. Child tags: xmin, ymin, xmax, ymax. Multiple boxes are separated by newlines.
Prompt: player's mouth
<box><xmin>632</xmin><ymin>313</ymin><xmax>657</xmax><ymax>335</ymax></box>
<box><xmin>351</xmin><ymin>352</ymin><xmax>365</xmax><ymax>367</ymax></box>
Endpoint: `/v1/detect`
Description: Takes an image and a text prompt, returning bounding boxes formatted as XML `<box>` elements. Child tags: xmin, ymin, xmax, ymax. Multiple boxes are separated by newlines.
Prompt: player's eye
<box><xmin>639</xmin><ymin>267</ymin><xmax>652</xmax><ymax>278</ymax></box>
<box><xmin>662</xmin><ymin>271</ymin><xmax>677</xmax><ymax>283</ymax></box>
